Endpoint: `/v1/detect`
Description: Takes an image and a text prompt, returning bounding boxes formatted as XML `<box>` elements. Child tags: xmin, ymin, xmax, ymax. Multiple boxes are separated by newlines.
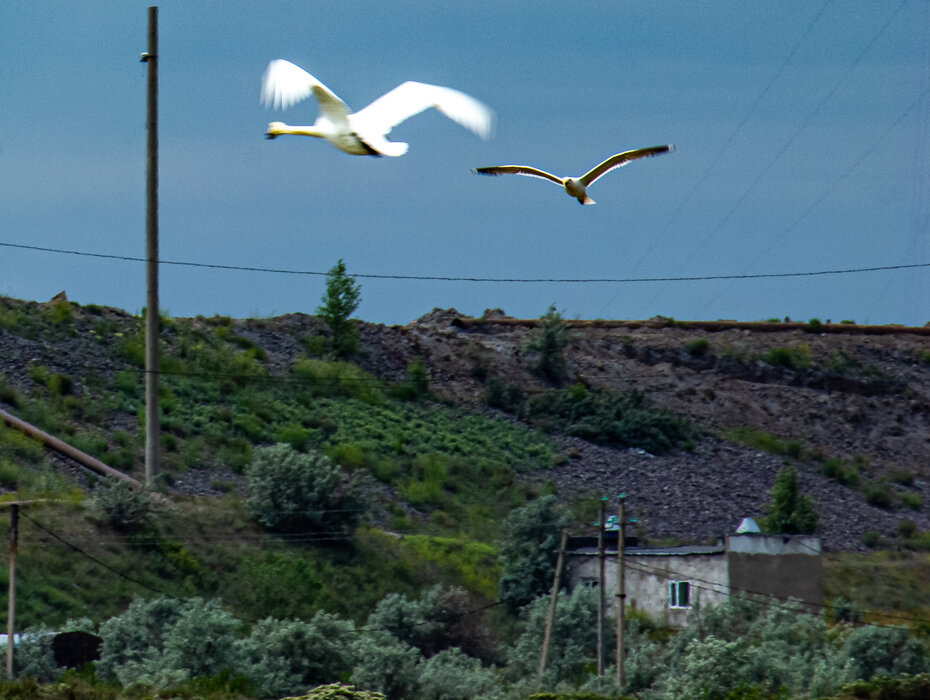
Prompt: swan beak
<box><xmin>265</xmin><ymin>132</ymin><xmax>277</xmax><ymax>140</ymax></box>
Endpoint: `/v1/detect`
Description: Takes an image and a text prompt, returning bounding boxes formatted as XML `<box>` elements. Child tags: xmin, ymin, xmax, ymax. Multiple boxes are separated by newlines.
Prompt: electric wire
<box><xmin>606</xmin><ymin>552</ymin><xmax>930</xmax><ymax>626</ymax></box>
<box><xmin>675</xmin><ymin>0</ymin><xmax>911</xmax><ymax>269</ymax></box>
<box><xmin>620</xmin><ymin>0</ymin><xmax>836</xmax><ymax>297</ymax></box>
<box><xmin>0</xmin><ymin>240</ymin><xmax>927</xmax><ymax>284</ymax></box>
<box><xmin>18</xmin><ymin>511</ymin><xmax>504</xmax><ymax>633</ymax></box>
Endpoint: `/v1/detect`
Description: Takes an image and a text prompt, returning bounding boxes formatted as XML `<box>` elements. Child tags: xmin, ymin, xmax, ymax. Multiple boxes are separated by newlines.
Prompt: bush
<box><xmin>498</xmin><ymin>495</ymin><xmax>569</xmax><ymax>612</ymax></box>
<box><xmin>317</xmin><ymin>259</ymin><xmax>362</xmax><ymax>358</ymax></box>
<box><xmin>524</xmin><ymin>305</ymin><xmax>570</xmax><ymax>384</ymax></box>
<box><xmin>762</xmin><ymin>466</ymin><xmax>818</xmax><ymax>535</ymax></box>
<box><xmin>864</xmin><ymin>481</ymin><xmax>894</xmax><ymax>509</ymax></box>
<box><xmin>526</xmin><ymin>388</ymin><xmax>693</xmax><ymax>455</ymax></box>
<box><xmin>245</xmin><ymin>444</ymin><xmax>365</xmax><ymax>533</ymax></box>
<box><xmin>686</xmin><ymin>339</ymin><xmax>709</xmax><ymax>357</ymax></box>
<box><xmin>97</xmin><ymin>596</ymin><xmax>242</xmax><ymax>687</ymax></box>
<box><xmin>91</xmin><ymin>479</ymin><xmax>153</xmax><ymax>532</ymax></box>
<box><xmin>238</xmin><ymin>612</ymin><xmax>356</xmax><ymax>699</ymax></box>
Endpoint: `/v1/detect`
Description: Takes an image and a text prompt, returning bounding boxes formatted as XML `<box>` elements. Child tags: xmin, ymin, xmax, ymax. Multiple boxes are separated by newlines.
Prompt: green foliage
<box><xmin>318</xmin><ymin>259</ymin><xmax>362</xmax><ymax>358</ymax></box>
<box><xmin>804</xmin><ymin>318</ymin><xmax>823</xmax><ymax>332</ymax></box>
<box><xmin>506</xmin><ymin>586</ymin><xmax>599</xmax><ymax>690</ymax></box>
<box><xmin>686</xmin><ymin>338</ymin><xmax>710</xmax><ymax>356</ymax></box>
<box><xmin>724</xmin><ymin>427</ymin><xmax>805</xmax><ymax>460</ymax></box>
<box><xmin>485</xmin><ymin>378</ymin><xmax>525</xmax><ymax>414</ymax></box>
<box><xmin>245</xmin><ymin>444</ymin><xmax>364</xmax><ymax>533</ymax></box>
<box><xmin>526</xmin><ymin>387</ymin><xmax>693</xmax><ymax>455</ymax></box>
<box><xmin>389</xmin><ymin>359</ymin><xmax>430</xmax><ymax>401</ymax></box>
<box><xmin>524</xmin><ymin>305</ymin><xmax>570</xmax><ymax>384</ymax></box>
<box><xmin>0</xmin><ymin>373</ymin><xmax>19</xmax><ymax>407</ymax></box>
<box><xmin>762</xmin><ymin>466</ymin><xmax>818</xmax><ymax>534</ymax></box>
<box><xmin>841</xmin><ymin>624</ymin><xmax>929</xmax><ymax>681</ymax></box>
<box><xmin>863</xmin><ymin>481</ymin><xmax>894</xmax><ymax>509</ymax></box>
<box><xmin>834</xmin><ymin>673</ymin><xmax>930</xmax><ymax>700</ymax></box>
<box><xmin>293</xmin><ymin>357</ymin><xmax>383</xmax><ymax>403</ymax></box>
<box><xmin>819</xmin><ymin>457</ymin><xmax>861</xmax><ymax>487</ymax></box>
<box><xmin>238</xmin><ymin>613</ymin><xmax>357</xmax><ymax>699</ymax></box>
<box><xmin>498</xmin><ymin>495</ymin><xmax>570</xmax><ymax>612</ymax></box>
<box><xmin>288</xmin><ymin>684</ymin><xmax>387</xmax><ymax>700</ymax></box>
<box><xmin>97</xmin><ymin>596</ymin><xmax>243</xmax><ymax>687</ymax></box>
<box><xmin>91</xmin><ymin>480</ymin><xmax>154</xmax><ymax>532</ymax></box>
<box><xmin>762</xmin><ymin>343</ymin><xmax>812</xmax><ymax>370</ymax></box>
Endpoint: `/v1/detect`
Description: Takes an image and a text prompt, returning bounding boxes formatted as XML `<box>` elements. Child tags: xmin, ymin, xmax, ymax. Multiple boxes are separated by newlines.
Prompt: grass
<box><xmin>723</xmin><ymin>426</ymin><xmax>805</xmax><ymax>459</ymax></box>
<box><xmin>822</xmin><ymin>550</ymin><xmax>930</xmax><ymax>623</ymax></box>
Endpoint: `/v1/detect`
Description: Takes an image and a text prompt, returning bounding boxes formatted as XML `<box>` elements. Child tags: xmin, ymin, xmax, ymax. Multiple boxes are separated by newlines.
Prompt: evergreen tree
<box><xmin>318</xmin><ymin>259</ymin><xmax>362</xmax><ymax>357</ymax></box>
<box><xmin>763</xmin><ymin>465</ymin><xmax>818</xmax><ymax>534</ymax></box>
<box><xmin>523</xmin><ymin>304</ymin><xmax>569</xmax><ymax>384</ymax></box>
<box><xmin>497</xmin><ymin>495</ymin><xmax>570</xmax><ymax>612</ymax></box>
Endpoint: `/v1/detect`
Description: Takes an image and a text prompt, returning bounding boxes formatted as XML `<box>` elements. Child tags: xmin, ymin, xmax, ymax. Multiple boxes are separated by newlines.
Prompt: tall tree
<box><xmin>317</xmin><ymin>259</ymin><xmax>362</xmax><ymax>357</ymax></box>
<box><xmin>763</xmin><ymin>465</ymin><xmax>818</xmax><ymax>534</ymax></box>
<box><xmin>523</xmin><ymin>304</ymin><xmax>570</xmax><ymax>384</ymax></box>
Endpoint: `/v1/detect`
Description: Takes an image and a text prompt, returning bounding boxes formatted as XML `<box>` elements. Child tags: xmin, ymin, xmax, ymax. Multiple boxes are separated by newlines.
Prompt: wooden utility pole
<box><xmin>6</xmin><ymin>504</ymin><xmax>17</xmax><ymax>678</ymax></box>
<box><xmin>615</xmin><ymin>495</ymin><xmax>627</xmax><ymax>689</ymax></box>
<box><xmin>538</xmin><ymin>528</ymin><xmax>568</xmax><ymax>685</ymax></box>
<box><xmin>596</xmin><ymin>497</ymin><xmax>606</xmax><ymax>675</ymax></box>
<box><xmin>143</xmin><ymin>6</ymin><xmax>160</xmax><ymax>485</ymax></box>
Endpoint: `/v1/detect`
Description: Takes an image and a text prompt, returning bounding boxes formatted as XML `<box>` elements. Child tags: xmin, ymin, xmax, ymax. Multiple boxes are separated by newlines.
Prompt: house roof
<box><xmin>569</xmin><ymin>543</ymin><xmax>726</xmax><ymax>557</ymax></box>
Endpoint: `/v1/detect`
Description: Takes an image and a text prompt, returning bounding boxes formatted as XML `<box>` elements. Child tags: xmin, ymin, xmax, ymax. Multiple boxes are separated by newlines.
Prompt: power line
<box><xmin>614</xmin><ymin>553</ymin><xmax>930</xmax><ymax>627</ymax></box>
<box><xmin>0</xmin><ymin>240</ymin><xmax>926</xmax><ymax>284</ymax></box>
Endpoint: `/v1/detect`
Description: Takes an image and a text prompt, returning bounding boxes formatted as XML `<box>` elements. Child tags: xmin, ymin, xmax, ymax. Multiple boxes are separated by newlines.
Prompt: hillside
<box><xmin>1</xmin><ymin>295</ymin><xmax>928</xmax><ymax>555</ymax></box>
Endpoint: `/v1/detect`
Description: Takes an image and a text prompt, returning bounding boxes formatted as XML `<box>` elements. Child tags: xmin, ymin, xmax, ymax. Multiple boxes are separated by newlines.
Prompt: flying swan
<box><xmin>260</xmin><ymin>59</ymin><xmax>494</xmax><ymax>156</ymax></box>
<box><xmin>473</xmin><ymin>145</ymin><xmax>675</xmax><ymax>204</ymax></box>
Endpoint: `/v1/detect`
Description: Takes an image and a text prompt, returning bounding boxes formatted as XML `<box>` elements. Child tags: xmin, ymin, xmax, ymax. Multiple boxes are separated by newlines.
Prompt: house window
<box><xmin>669</xmin><ymin>580</ymin><xmax>691</xmax><ymax>608</ymax></box>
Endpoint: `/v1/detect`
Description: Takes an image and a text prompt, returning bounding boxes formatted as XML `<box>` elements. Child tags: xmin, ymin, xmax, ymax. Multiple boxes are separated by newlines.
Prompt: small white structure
<box><xmin>568</xmin><ymin>519</ymin><xmax>822</xmax><ymax>628</ymax></box>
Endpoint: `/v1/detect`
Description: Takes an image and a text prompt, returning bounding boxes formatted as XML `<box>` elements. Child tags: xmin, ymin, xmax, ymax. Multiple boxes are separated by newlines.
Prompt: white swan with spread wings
<box><xmin>261</xmin><ymin>59</ymin><xmax>494</xmax><ymax>157</ymax></box>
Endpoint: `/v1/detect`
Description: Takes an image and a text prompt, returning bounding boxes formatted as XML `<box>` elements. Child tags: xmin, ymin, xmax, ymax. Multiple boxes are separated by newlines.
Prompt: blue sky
<box><xmin>1</xmin><ymin>1</ymin><xmax>928</xmax><ymax>326</ymax></box>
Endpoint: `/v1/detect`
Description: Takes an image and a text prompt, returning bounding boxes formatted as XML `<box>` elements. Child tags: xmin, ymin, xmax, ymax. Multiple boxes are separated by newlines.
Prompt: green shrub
<box><xmin>686</xmin><ymin>339</ymin><xmax>709</xmax><ymax>356</ymax></box>
<box><xmin>898</xmin><ymin>519</ymin><xmax>918</xmax><ymax>540</ymax></box>
<box><xmin>763</xmin><ymin>343</ymin><xmax>811</xmax><ymax>369</ymax></box>
<box><xmin>498</xmin><ymin>495</ymin><xmax>569</xmax><ymax>612</ymax></box>
<box><xmin>245</xmin><ymin>444</ymin><xmax>365</xmax><ymax>533</ymax></box>
<box><xmin>526</xmin><ymin>387</ymin><xmax>693</xmax><ymax>455</ymax></box>
<box><xmin>317</xmin><ymin>259</ymin><xmax>361</xmax><ymax>358</ymax></box>
<box><xmin>804</xmin><ymin>318</ymin><xmax>823</xmax><ymax>332</ymax></box>
<box><xmin>524</xmin><ymin>304</ymin><xmax>570</xmax><ymax>384</ymax></box>
<box><xmin>762</xmin><ymin>466</ymin><xmax>818</xmax><ymax>535</ymax></box>
<box><xmin>239</xmin><ymin>613</ymin><xmax>356</xmax><ymax>699</ymax></box>
<box><xmin>91</xmin><ymin>479</ymin><xmax>153</xmax><ymax>532</ymax></box>
<box><xmin>97</xmin><ymin>596</ymin><xmax>243</xmax><ymax>687</ymax></box>
<box><xmin>902</xmin><ymin>492</ymin><xmax>923</xmax><ymax>511</ymax></box>
<box><xmin>0</xmin><ymin>373</ymin><xmax>18</xmax><ymax>407</ymax></box>
<box><xmin>862</xmin><ymin>530</ymin><xmax>881</xmax><ymax>547</ymax></box>
<box><xmin>47</xmin><ymin>373</ymin><xmax>74</xmax><ymax>396</ymax></box>
<box><xmin>864</xmin><ymin>481</ymin><xmax>893</xmax><ymax>509</ymax></box>
<box><xmin>486</xmin><ymin>378</ymin><xmax>525</xmax><ymax>414</ymax></box>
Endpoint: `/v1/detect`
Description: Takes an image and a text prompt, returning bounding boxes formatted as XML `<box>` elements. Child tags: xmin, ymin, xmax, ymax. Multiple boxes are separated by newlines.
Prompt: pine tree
<box><xmin>317</xmin><ymin>259</ymin><xmax>362</xmax><ymax>357</ymax></box>
<box><xmin>763</xmin><ymin>465</ymin><xmax>818</xmax><ymax>534</ymax></box>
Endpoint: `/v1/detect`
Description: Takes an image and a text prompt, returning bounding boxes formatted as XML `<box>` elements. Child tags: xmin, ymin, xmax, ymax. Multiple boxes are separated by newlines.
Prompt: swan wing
<box><xmin>473</xmin><ymin>165</ymin><xmax>565</xmax><ymax>186</ymax></box>
<box><xmin>578</xmin><ymin>144</ymin><xmax>675</xmax><ymax>187</ymax></box>
<box><xmin>351</xmin><ymin>81</ymin><xmax>494</xmax><ymax>140</ymax></box>
<box><xmin>260</xmin><ymin>59</ymin><xmax>351</xmax><ymax>120</ymax></box>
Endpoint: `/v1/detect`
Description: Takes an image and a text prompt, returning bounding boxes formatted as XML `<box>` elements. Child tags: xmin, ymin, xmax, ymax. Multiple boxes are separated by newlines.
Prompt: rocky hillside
<box><xmin>2</xmin><ymin>298</ymin><xmax>929</xmax><ymax>552</ymax></box>
<box><xmin>355</xmin><ymin>308</ymin><xmax>930</xmax><ymax>551</ymax></box>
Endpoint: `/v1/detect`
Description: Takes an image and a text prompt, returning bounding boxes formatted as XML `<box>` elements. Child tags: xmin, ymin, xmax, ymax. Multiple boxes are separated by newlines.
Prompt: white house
<box><xmin>567</xmin><ymin>517</ymin><xmax>822</xmax><ymax>627</ymax></box>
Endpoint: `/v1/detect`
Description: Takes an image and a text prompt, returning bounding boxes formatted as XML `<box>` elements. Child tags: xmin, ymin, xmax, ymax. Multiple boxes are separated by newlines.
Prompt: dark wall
<box><xmin>727</xmin><ymin>552</ymin><xmax>823</xmax><ymax>609</ymax></box>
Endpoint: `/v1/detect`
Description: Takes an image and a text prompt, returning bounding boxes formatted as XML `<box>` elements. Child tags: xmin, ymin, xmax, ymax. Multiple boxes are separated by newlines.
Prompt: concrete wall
<box><xmin>569</xmin><ymin>551</ymin><xmax>729</xmax><ymax>627</ymax></box>
<box><xmin>726</xmin><ymin>534</ymin><xmax>823</xmax><ymax>610</ymax></box>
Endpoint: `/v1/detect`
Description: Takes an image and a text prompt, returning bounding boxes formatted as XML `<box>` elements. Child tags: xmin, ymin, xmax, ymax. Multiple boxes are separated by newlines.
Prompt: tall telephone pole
<box><xmin>615</xmin><ymin>494</ymin><xmax>627</xmax><ymax>690</ymax></box>
<box><xmin>596</xmin><ymin>497</ymin><xmax>606</xmax><ymax>675</ymax></box>
<box><xmin>538</xmin><ymin>529</ymin><xmax>568</xmax><ymax>686</ymax></box>
<box><xmin>6</xmin><ymin>504</ymin><xmax>17</xmax><ymax>678</ymax></box>
<box><xmin>142</xmin><ymin>6</ymin><xmax>159</xmax><ymax>485</ymax></box>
